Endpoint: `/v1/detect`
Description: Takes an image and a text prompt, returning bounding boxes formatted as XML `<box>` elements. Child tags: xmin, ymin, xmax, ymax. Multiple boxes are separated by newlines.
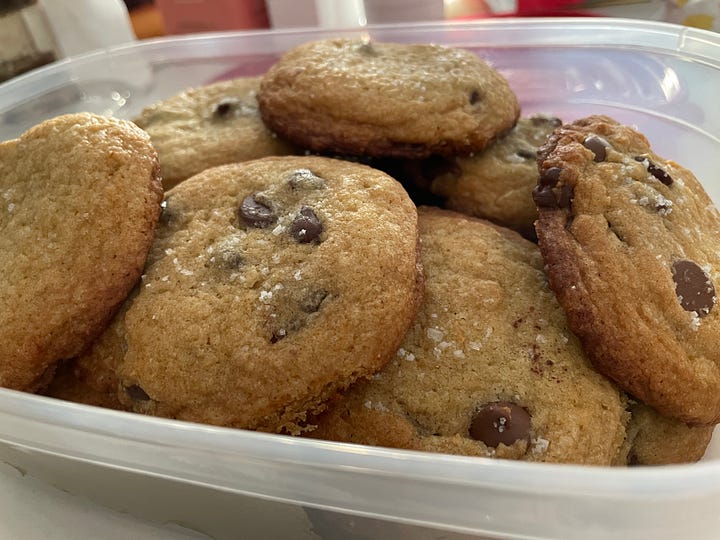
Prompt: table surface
<box><xmin>0</xmin><ymin>462</ymin><xmax>204</xmax><ymax>540</ymax></box>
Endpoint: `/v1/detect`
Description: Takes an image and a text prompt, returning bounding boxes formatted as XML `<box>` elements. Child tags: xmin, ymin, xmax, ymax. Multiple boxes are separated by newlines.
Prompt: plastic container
<box><xmin>1</xmin><ymin>18</ymin><xmax>720</xmax><ymax>540</ymax></box>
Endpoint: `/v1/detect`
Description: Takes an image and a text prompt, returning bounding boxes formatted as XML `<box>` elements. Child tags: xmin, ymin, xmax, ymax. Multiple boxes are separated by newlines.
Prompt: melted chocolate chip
<box><xmin>270</xmin><ymin>329</ymin><xmax>287</xmax><ymax>344</ymax></box>
<box><xmin>268</xmin><ymin>289</ymin><xmax>330</xmax><ymax>344</ymax></box>
<box><xmin>469</xmin><ymin>89</ymin><xmax>481</xmax><ymax>105</ymax></box>
<box><xmin>539</xmin><ymin>166</ymin><xmax>562</xmax><ymax>188</ymax></box>
<box><xmin>532</xmin><ymin>185</ymin><xmax>558</xmax><ymax>209</ymax></box>
<box><xmin>515</xmin><ymin>148</ymin><xmax>536</xmax><ymax>160</ymax></box>
<box><xmin>533</xmin><ymin>181</ymin><xmax>572</xmax><ymax>211</ymax></box>
<box><xmin>672</xmin><ymin>260</ymin><xmax>716</xmax><ymax>317</ymax></box>
<box><xmin>557</xmin><ymin>184</ymin><xmax>573</xmax><ymax>209</ymax></box>
<box><xmin>469</xmin><ymin>402</ymin><xmax>532</xmax><ymax>447</ymax></box>
<box><xmin>212</xmin><ymin>98</ymin><xmax>240</xmax><ymax>118</ymax></box>
<box><xmin>124</xmin><ymin>384</ymin><xmax>151</xmax><ymax>401</ymax></box>
<box><xmin>583</xmin><ymin>135</ymin><xmax>611</xmax><ymax>162</ymax></box>
<box><xmin>531</xmin><ymin>115</ymin><xmax>562</xmax><ymax>128</ymax></box>
<box><xmin>288</xmin><ymin>169</ymin><xmax>326</xmax><ymax>191</ymax></box>
<box><xmin>289</xmin><ymin>206</ymin><xmax>323</xmax><ymax>243</ymax></box>
<box><xmin>634</xmin><ymin>156</ymin><xmax>673</xmax><ymax>186</ymax></box>
<box><xmin>239</xmin><ymin>194</ymin><xmax>276</xmax><ymax>228</ymax></box>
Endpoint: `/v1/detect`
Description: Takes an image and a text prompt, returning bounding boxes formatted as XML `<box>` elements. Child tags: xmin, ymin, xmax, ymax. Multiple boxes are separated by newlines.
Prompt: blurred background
<box><xmin>1</xmin><ymin>0</ymin><xmax>717</xmax><ymax>83</ymax></box>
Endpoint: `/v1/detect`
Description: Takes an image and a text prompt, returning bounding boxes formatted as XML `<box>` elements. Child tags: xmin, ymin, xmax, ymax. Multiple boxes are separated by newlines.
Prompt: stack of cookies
<box><xmin>3</xmin><ymin>37</ymin><xmax>717</xmax><ymax>466</ymax></box>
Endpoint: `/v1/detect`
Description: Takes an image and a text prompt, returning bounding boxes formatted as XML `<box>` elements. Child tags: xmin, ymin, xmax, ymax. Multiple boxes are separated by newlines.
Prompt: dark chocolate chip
<box><xmin>124</xmin><ymin>384</ymin><xmax>151</xmax><ymax>401</ymax></box>
<box><xmin>539</xmin><ymin>166</ymin><xmax>562</xmax><ymax>188</ymax></box>
<box><xmin>270</xmin><ymin>329</ymin><xmax>287</xmax><ymax>344</ymax></box>
<box><xmin>289</xmin><ymin>206</ymin><xmax>323</xmax><ymax>243</ymax></box>
<box><xmin>531</xmin><ymin>115</ymin><xmax>562</xmax><ymax>128</ymax></box>
<box><xmin>634</xmin><ymin>156</ymin><xmax>673</xmax><ymax>186</ymax></box>
<box><xmin>557</xmin><ymin>184</ymin><xmax>573</xmax><ymax>209</ymax></box>
<box><xmin>515</xmin><ymin>148</ymin><xmax>536</xmax><ymax>160</ymax></box>
<box><xmin>469</xmin><ymin>402</ymin><xmax>532</xmax><ymax>447</ymax></box>
<box><xmin>671</xmin><ymin>260</ymin><xmax>716</xmax><ymax>316</ymax></box>
<box><xmin>532</xmin><ymin>171</ymin><xmax>572</xmax><ymax>211</ymax></box>
<box><xmin>469</xmin><ymin>89</ymin><xmax>481</xmax><ymax>105</ymax></box>
<box><xmin>532</xmin><ymin>185</ymin><xmax>558</xmax><ymax>209</ymax></box>
<box><xmin>583</xmin><ymin>135</ymin><xmax>611</xmax><ymax>162</ymax></box>
<box><xmin>288</xmin><ymin>169</ymin><xmax>326</xmax><ymax>191</ymax></box>
<box><xmin>212</xmin><ymin>97</ymin><xmax>240</xmax><ymax>118</ymax></box>
<box><xmin>239</xmin><ymin>194</ymin><xmax>276</xmax><ymax>228</ymax></box>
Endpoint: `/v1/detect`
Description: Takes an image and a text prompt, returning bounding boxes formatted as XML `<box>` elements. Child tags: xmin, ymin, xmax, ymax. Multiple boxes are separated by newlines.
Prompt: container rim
<box><xmin>1</xmin><ymin>388</ymin><xmax>718</xmax><ymax>499</ymax></box>
<box><xmin>1</xmin><ymin>17</ymin><xmax>720</xmax><ymax>106</ymax></box>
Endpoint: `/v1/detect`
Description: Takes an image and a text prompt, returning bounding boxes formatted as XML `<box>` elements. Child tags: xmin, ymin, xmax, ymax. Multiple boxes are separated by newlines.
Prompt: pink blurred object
<box><xmin>155</xmin><ymin>0</ymin><xmax>270</xmax><ymax>35</ymax></box>
<box><xmin>516</xmin><ymin>0</ymin><xmax>586</xmax><ymax>15</ymax></box>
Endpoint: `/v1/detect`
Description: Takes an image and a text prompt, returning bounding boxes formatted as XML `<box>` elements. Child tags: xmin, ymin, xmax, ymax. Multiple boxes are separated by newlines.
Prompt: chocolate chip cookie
<box><xmin>310</xmin><ymin>207</ymin><xmax>630</xmax><ymax>465</ymax></box>
<box><xmin>43</xmin><ymin>297</ymin><xmax>131</xmax><ymax>410</ymax></box>
<box><xmin>626</xmin><ymin>403</ymin><xmax>713</xmax><ymax>465</ymax></box>
<box><xmin>0</xmin><ymin>113</ymin><xmax>162</xmax><ymax>392</ymax></box>
<box><xmin>258</xmin><ymin>38</ymin><xmax>520</xmax><ymax>159</ymax></box>
<box><xmin>134</xmin><ymin>77</ymin><xmax>296</xmax><ymax>189</ymax></box>
<box><xmin>429</xmin><ymin>115</ymin><xmax>561</xmax><ymax>238</ymax></box>
<box><xmin>117</xmin><ymin>156</ymin><xmax>423</xmax><ymax>434</ymax></box>
<box><xmin>533</xmin><ymin>115</ymin><xmax>720</xmax><ymax>425</ymax></box>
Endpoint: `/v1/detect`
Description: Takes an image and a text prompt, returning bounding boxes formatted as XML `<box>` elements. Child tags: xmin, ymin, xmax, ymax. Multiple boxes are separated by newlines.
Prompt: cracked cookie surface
<box><xmin>534</xmin><ymin>115</ymin><xmax>720</xmax><ymax>424</ymax></box>
<box><xmin>117</xmin><ymin>156</ymin><xmax>422</xmax><ymax>433</ymax></box>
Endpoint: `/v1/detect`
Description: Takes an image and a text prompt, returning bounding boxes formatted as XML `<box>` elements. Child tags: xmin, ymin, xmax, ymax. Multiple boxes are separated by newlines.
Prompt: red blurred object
<box><xmin>517</xmin><ymin>0</ymin><xmax>581</xmax><ymax>13</ymax></box>
<box><xmin>155</xmin><ymin>0</ymin><xmax>269</xmax><ymax>35</ymax></box>
<box><xmin>515</xmin><ymin>0</ymin><xmax>598</xmax><ymax>16</ymax></box>
<box><xmin>452</xmin><ymin>0</ymin><xmax>599</xmax><ymax>19</ymax></box>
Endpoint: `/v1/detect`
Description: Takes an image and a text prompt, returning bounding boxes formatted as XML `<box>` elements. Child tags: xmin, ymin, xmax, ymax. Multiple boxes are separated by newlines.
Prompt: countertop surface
<box><xmin>0</xmin><ymin>462</ymin><xmax>204</xmax><ymax>540</ymax></box>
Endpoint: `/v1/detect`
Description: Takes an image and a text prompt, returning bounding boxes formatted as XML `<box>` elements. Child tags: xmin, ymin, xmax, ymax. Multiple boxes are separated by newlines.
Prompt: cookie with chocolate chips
<box><xmin>0</xmin><ymin>113</ymin><xmax>162</xmax><ymax>392</ymax></box>
<box><xmin>308</xmin><ymin>207</ymin><xmax>631</xmax><ymax>465</ymax></box>
<box><xmin>533</xmin><ymin>114</ymin><xmax>720</xmax><ymax>425</ymax></box>
<box><xmin>257</xmin><ymin>38</ymin><xmax>520</xmax><ymax>159</ymax></box>
<box><xmin>427</xmin><ymin>114</ymin><xmax>561</xmax><ymax>238</ymax></box>
<box><xmin>117</xmin><ymin>156</ymin><xmax>423</xmax><ymax>434</ymax></box>
<box><xmin>134</xmin><ymin>77</ymin><xmax>297</xmax><ymax>189</ymax></box>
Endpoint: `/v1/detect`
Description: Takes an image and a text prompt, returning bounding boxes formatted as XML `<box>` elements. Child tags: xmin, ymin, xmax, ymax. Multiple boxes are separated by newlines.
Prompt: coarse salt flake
<box><xmin>259</xmin><ymin>290</ymin><xmax>273</xmax><ymax>302</ymax></box>
<box><xmin>532</xmin><ymin>437</ymin><xmax>550</xmax><ymax>454</ymax></box>
<box><xmin>426</xmin><ymin>327</ymin><xmax>444</xmax><ymax>342</ymax></box>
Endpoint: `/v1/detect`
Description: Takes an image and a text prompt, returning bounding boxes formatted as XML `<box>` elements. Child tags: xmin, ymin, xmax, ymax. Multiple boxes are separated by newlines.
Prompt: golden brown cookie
<box><xmin>533</xmin><ymin>115</ymin><xmax>720</xmax><ymax>425</ymax></box>
<box><xmin>257</xmin><ymin>38</ymin><xmax>520</xmax><ymax>159</ymax></box>
<box><xmin>134</xmin><ymin>77</ymin><xmax>296</xmax><ymax>189</ymax></box>
<box><xmin>0</xmin><ymin>113</ymin><xmax>162</xmax><ymax>392</ymax></box>
<box><xmin>309</xmin><ymin>207</ymin><xmax>630</xmax><ymax>465</ymax></box>
<box><xmin>117</xmin><ymin>156</ymin><xmax>423</xmax><ymax>434</ymax></box>
<box><xmin>625</xmin><ymin>403</ymin><xmax>713</xmax><ymax>465</ymax></box>
<box><xmin>429</xmin><ymin>114</ymin><xmax>561</xmax><ymax>238</ymax></box>
<box><xmin>43</xmin><ymin>297</ymin><xmax>131</xmax><ymax>410</ymax></box>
